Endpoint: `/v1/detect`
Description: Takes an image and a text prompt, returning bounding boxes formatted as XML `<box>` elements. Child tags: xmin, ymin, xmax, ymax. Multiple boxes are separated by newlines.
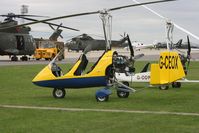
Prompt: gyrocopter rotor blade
<box><xmin>0</xmin><ymin>0</ymin><xmax>176</xmax><ymax>29</ymax></box>
<box><xmin>132</xmin><ymin>0</ymin><xmax>199</xmax><ymax>41</ymax></box>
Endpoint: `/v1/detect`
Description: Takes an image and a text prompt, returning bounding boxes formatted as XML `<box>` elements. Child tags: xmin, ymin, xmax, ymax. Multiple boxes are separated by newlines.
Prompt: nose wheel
<box><xmin>95</xmin><ymin>88</ymin><xmax>111</xmax><ymax>102</ymax></box>
<box><xmin>53</xmin><ymin>88</ymin><xmax>65</xmax><ymax>98</ymax></box>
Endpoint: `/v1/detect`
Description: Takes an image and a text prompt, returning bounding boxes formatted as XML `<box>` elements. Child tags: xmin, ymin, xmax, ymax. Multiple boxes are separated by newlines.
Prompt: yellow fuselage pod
<box><xmin>32</xmin><ymin>50</ymin><xmax>114</xmax><ymax>88</ymax></box>
<box><xmin>150</xmin><ymin>51</ymin><xmax>185</xmax><ymax>85</ymax></box>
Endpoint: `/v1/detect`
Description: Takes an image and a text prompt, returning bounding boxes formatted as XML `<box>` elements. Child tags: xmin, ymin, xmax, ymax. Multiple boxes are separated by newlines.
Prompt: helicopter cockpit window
<box><xmin>16</xmin><ymin>35</ymin><xmax>25</xmax><ymax>50</ymax></box>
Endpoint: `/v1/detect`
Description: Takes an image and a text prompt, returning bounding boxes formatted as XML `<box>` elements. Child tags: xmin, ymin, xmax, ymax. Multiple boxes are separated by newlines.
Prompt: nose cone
<box><xmin>32</xmin><ymin>65</ymin><xmax>55</xmax><ymax>86</ymax></box>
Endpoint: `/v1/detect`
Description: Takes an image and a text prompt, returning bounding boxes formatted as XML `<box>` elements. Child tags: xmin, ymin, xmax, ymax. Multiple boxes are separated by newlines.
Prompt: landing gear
<box><xmin>95</xmin><ymin>88</ymin><xmax>111</xmax><ymax>102</ymax></box>
<box><xmin>11</xmin><ymin>56</ymin><xmax>18</xmax><ymax>61</ymax></box>
<box><xmin>172</xmin><ymin>82</ymin><xmax>181</xmax><ymax>88</ymax></box>
<box><xmin>159</xmin><ymin>85</ymin><xmax>169</xmax><ymax>90</ymax></box>
<box><xmin>117</xmin><ymin>82</ymin><xmax>130</xmax><ymax>98</ymax></box>
<box><xmin>96</xmin><ymin>95</ymin><xmax>109</xmax><ymax>102</ymax></box>
<box><xmin>20</xmin><ymin>56</ymin><xmax>28</xmax><ymax>61</ymax></box>
<box><xmin>52</xmin><ymin>88</ymin><xmax>65</xmax><ymax>99</ymax></box>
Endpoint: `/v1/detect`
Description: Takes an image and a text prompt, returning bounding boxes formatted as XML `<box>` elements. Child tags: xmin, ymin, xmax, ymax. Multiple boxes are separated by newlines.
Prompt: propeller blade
<box><xmin>19</xmin><ymin>16</ymin><xmax>79</xmax><ymax>31</ymax></box>
<box><xmin>187</xmin><ymin>35</ymin><xmax>191</xmax><ymax>57</ymax></box>
<box><xmin>127</xmin><ymin>34</ymin><xmax>134</xmax><ymax>58</ymax></box>
<box><xmin>0</xmin><ymin>0</ymin><xmax>175</xmax><ymax>30</ymax></box>
<box><xmin>186</xmin><ymin>35</ymin><xmax>191</xmax><ymax>70</ymax></box>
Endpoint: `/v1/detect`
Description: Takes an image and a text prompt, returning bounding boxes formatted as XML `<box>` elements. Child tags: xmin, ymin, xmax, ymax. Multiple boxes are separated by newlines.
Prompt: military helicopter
<box><xmin>66</xmin><ymin>33</ymin><xmax>128</xmax><ymax>53</ymax></box>
<box><xmin>0</xmin><ymin>13</ymin><xmax>79</xmax><ymax>61</ymax></box>
<box><xmin>29</xmin><ymin>0</ymin><xmax>176</xmax><ymax>102</ymax></box>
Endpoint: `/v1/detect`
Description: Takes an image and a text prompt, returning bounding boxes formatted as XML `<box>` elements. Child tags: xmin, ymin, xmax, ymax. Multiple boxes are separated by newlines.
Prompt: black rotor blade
<box><xmin>49</xmin><ymin>24</ymin><xmax>55</xmax><ymax>30</ymax></box>
<box><xmin>19</xmin><ymin>16</ymin><xmax>79</xmax><ymax>31</ymax></box>
<box><xmin>60</xmin><ymin>34</ymin><xmax>63</xmax><ymax>39</ymax></box>
<box><xmin>0</xmin><ymin>0</ymin><xmax>176</xmax><ymax>29</ymax></box>
<box><xmin>187</xmin><ymin>35</ymin><xmax>191</xmax><ymax>69</ymax></box>
<box><xmin>127</xmin><ymin>34</ymin><xmax>134</xmax><ymax>58</ymax></box>
<box><xmin>187</xmin><ymin>35</ymin><xmax>191</xmax><ymax>57</ymax></box>
<box><xmin>0</xmin><ymin>14</ymin><xmax>48</xmax><ymax>18</ymax></box>
<box><xmin>57</xmin><ymin>23</ymin><xmax>63</xmax><ymax>30</ymax></box>
<box><xmin>109</xmin><ymin>0</ymin><xmax>176</xmax><ymax>11</ymax></box>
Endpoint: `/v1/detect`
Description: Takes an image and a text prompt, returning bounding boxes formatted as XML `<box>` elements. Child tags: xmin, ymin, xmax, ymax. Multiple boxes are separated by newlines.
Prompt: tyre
<box><xmin>159</xmin><ymin>85</ymin><xmax>169</xmax><ymax>90</ymax></box>
<box><xmin>117</xmin><ymin>81</ymin><xmax>130</xmax><ymax>98</ymax></box>
<box><xmin>172</xmin><ymin>82</ymin><xmax>181</xmax><ymax>88</ymax></box>
<box><xmin>117</xmin><ymin>90</ymin><xmax>129</xmax><ymax>98</ymax></box>
<box><xmin>52</xmin><ymin>88</ymin><xmax>65</xmax><ymax>98</ymax></box>
<box><xmin>96</xmin><ymin>95</ymin><xmax>109</xmax><ymax>102</ymax></box>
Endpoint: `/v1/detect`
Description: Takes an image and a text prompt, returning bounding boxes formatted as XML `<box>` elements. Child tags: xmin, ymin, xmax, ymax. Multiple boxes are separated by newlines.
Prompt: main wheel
<box><xmin>172</xmin><ymin>82</ymin><xmax>181</xmax><ymax>88</ymax></box>
<box><xmin>11</xmin><ymin>56</ymin><xmax>18</xmax><ymax>61</ymax></box>
<box><xmin>52</xmin><ymin>88</ymin><xmax>65</xmax><ymax>99</ymax></box>
<box><xmin>96</xmin><ymin>95</ymin><xmax>109</xmax><ymax>102</ymax></box>
<box><xmin>117</xmin><ymin>82</ymin><xmax>130</xmax><ymax>98</ymax></box>
<box><xmin>159</xmin><ymin>85</ymin><xmax>169</xmax><ymax>90</ymax></box>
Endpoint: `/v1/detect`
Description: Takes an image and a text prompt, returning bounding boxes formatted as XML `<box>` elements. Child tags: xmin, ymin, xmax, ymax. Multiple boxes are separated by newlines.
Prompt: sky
<box><xmin>0</xmin><ymin>0</ymin><xmax>199</xmax><ymax>44</ymax></box>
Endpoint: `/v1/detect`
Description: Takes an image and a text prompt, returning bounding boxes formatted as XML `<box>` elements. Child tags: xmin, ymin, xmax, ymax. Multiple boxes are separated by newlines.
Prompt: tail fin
<box><xmin>150</xmin><ymin>51</ymin><xmax>185</xmax><ymax>85</ymax></box>
<box><xmin>141</xmin><ymin>62</ymin><xmax>150</xmax><ymax>73</ymax></box>
<box><xmin>49</xmin><ymin>29</ymin><xmax>63</xmax><ymax>41</ymax></box>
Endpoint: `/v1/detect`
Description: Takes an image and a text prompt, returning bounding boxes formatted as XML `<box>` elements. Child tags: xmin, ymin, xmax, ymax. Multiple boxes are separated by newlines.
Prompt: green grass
<box><xmin>0</xmin><ymin>61</ymin><xmax>199</xmax><ymax>132</ymax></box>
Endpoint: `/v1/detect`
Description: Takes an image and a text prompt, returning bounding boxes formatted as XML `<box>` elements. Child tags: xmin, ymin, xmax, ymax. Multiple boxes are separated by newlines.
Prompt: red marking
<box><xmin>16</xmin><ymin>27</ymin><xmax>20</xmax><ymax>32</ymax></box>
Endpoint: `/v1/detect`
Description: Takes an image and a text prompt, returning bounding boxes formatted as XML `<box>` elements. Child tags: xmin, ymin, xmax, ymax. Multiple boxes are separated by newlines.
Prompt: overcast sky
<box><xmin>0</xmin><ymin>0</ymin><xmax>198</xmax><ymax>44</ymax></box>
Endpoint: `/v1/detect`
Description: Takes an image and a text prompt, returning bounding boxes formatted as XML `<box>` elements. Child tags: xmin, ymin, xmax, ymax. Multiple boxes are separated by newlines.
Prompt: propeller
<box><xmin>126</xmin><ymin>34</ymin><xmax>134</xmax><ymax>59</ymax></box>
<box><xmin>0</xmin><ymin>0</ymin><xmax>176</xmax><ymax>30</ymax></box>
<box><xmin>187</xmin><ymin>35</ymin><xmax>191</xmax><ymax>69</ymax></box>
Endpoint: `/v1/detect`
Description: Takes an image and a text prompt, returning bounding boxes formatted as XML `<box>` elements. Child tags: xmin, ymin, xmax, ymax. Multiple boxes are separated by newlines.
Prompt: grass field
<box><xmin>0</xmin><ymin>61</ymin><xmax>199</xmax><ymax>133</ymax></box>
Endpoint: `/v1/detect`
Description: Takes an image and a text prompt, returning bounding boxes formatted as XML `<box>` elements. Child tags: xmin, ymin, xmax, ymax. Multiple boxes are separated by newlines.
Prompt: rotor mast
<box><xmin>99</xmin><ymin>9</ymin><xmax>112</xmax><ymax>51</ymax></box>
<box><xmin>20</xmin><ymin>5</ymin><xmax>29</xmax><ymax>24</ymax></box>
<box><xmin>165</xmin><ymin>20</ymin><xmax>174</xmax><ymax>50</ymax></box>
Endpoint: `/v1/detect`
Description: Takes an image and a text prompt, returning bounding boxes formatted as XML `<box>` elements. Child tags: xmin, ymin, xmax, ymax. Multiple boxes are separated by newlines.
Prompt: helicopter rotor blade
<box><xmin>57</xmin><ymin>23</ymin><xmax>63</xmax><ymax>30</ymax></box>
<box><xmin>60</xmin><ymin>34</ymin><xmax>63</xmax><ymax>39</ymax></box>
<box><xmin>0</xmin><ymin>14</ymin><xmax>49</xmax><ymax>18</ymax></box>
<box><xmin>0</xmin><ymin>0</ymin><xmax>176</xmax><ymax>30</ymax></box>
<box><xmin>49</xmin><ymin>24</ymin><xmax>55</xmax><ymax>30</ymax></box>
<box><xmin>19</xmin><ymin>16</ymin><xmax>79</xmax><ymax>31</ymax></box>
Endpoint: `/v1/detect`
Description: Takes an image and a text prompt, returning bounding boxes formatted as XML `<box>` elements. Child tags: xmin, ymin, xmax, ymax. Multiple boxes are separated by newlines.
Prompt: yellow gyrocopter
<box><xmin>31</xmin><ymin>0</ymin><xmax>176</xmax><ymax>101</ymax></box>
